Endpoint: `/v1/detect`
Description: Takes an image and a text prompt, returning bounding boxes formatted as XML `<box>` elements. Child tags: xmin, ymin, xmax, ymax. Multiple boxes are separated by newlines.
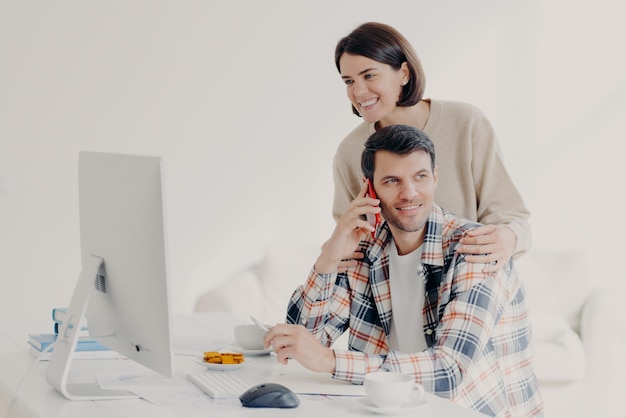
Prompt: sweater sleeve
<box><xmin>332</xmin><ymin>151</ymin><xmax>356</xmax><ymax>222</ymax></box>
<box><xmin>332</xmin><ymin>123</ymin><xmax>372</xmax><ymax>222</ymax></box>
<box><xmin>469</xmin><ymin>111</ymin><xmax>532</xmax><ymax>258</ymax></box>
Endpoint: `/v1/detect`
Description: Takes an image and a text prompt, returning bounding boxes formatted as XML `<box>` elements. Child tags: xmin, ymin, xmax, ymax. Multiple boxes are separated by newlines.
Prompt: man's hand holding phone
<box><xmin>316</xmin><ymin>180</ymin><xmax>381</xmax><ymax>274</ymax></box>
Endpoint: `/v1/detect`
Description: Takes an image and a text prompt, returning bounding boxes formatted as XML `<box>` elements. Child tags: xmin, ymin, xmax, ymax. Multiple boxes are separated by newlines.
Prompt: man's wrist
<box><xmin>314</xmin><ymin>255</ymin><xmax>340</xmax><ymax>274</ymax></box>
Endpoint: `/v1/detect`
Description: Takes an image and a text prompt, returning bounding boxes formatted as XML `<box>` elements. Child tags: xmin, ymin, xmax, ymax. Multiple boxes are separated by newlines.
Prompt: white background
<box><xmin>1</xmin><ymin>0</ymin><xmax>625</xmax><ymax>332</ymax></box>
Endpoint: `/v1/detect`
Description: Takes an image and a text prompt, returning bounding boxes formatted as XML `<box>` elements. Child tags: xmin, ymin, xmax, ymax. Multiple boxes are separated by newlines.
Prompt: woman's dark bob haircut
<box><xmin>335</xmin><ymin>22</ymin><xmax>426</xmax><ymax>117</ymax></box>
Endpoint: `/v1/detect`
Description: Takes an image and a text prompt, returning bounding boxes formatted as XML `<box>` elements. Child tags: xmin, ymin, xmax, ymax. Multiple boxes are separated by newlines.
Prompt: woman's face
<box><xmin>339</xmin><ymin>53</ymin><xmax>408</xmax><ymax>124</ymax></box>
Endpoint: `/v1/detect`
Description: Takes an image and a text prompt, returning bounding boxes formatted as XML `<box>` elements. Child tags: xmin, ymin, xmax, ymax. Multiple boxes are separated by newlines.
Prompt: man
<box><xmin>263</xmin><ymin>125</ymin><xmax>543</xmax><ymax>417</ymax></box>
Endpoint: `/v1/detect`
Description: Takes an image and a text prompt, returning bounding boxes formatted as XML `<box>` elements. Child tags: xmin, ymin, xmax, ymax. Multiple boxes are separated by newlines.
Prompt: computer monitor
<box><xmin>46</xmin><ymin>151</ymin><xmax>175</xmax><ymax>400</ymax></box>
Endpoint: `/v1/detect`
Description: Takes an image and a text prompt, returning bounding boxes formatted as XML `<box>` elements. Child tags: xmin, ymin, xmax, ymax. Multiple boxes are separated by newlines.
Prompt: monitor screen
<box><xmin>46</xmin><ymin>151</ymin><xmax>174</xmax><ymax>400</ymax></box>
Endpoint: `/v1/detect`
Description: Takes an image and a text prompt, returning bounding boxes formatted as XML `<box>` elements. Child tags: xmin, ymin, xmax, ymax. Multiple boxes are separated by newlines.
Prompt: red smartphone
<box><xmin>365</xmin><ymin>178</ymin><xmax>381</xmax><ymax>239</ymax></box>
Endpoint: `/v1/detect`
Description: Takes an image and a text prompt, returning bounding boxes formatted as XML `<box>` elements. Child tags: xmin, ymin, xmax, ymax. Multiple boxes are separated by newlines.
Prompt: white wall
<box><xmin>1</xmin><ymin>0</ymin><xmax>625</xmax><ymax>333</ymax></box>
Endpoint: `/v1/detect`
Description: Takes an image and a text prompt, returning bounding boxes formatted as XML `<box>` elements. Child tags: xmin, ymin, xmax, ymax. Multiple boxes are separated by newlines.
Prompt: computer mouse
<box><xmin>239</xmin><ymin>382</ymin><xmax>300</xmax><ymax>408</ymax></box>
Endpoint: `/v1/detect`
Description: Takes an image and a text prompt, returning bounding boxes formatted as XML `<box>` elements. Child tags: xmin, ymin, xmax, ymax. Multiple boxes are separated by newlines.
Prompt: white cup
<box><xmin>233</xmin><ymin>324</ymin><xmax>267</xmax><ymax>350</ymax></box>
<box><xmin>364</xmin><ymin>372</ymin><xmax>424</xmax><ymax>409</ymax></box>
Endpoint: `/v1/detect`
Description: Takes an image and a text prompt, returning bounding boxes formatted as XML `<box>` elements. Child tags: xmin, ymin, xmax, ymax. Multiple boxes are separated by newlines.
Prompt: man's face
<box><xmin>373</xmin><ymin>150</ymin><xmax>437</xmax><ymax>238</ymax></box>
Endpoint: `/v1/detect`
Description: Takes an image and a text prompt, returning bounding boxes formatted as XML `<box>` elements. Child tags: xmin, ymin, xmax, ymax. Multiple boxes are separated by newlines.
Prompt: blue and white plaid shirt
<box><xmin>287</xmin><ymin>204</ymin><xmax>543</xmax><ymax>417</ymax></box>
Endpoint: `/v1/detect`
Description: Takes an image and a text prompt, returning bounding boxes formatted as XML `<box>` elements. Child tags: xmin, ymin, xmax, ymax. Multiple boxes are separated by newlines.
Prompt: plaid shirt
<box><xmin>287</xmin><ymin>204</ymin><xmax>543</xmax><ymax>418</ymax></box>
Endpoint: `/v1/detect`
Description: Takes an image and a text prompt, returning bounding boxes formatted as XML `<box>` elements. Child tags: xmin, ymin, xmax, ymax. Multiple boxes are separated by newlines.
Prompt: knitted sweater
<box><xmin>332</xmin><ymin>99</ymin><xmax>531</xmax><ymax>257</ymax></box>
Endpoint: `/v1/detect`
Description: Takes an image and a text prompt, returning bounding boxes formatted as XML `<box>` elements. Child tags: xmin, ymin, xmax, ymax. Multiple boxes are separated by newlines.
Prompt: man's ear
<box><xmin>433</xmin><ymin>165</ymin><xmax>439</xmax><ymax>187</ymax></box>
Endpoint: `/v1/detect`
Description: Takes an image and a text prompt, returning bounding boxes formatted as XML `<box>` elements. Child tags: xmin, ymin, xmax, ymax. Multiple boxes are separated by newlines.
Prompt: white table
<box><xmin>0</xmin><ymin>312</ymin><xmax>485</xmax><ymax>418</ymax></box>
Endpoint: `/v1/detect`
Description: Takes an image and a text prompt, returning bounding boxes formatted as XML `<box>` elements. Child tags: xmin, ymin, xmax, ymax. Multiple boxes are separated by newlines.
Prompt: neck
<box><xmin>389</xmin><ymin>227</ymin><xmax>425</xmax><ymax>256</ymax></box>
<box><xmin>377</xmin><ymin>100</ymin><xmax>430</xmax><ymax>131</ymax></box>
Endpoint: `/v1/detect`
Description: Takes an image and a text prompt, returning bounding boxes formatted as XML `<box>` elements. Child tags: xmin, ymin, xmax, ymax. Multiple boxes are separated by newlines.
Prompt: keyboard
<box><xmin>187</xmin><ymin>370</ymin><xmax>251</xmax><ymax>399</ymax></box>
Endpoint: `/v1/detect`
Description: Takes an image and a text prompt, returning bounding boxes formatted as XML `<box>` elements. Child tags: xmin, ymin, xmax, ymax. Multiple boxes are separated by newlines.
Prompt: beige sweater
<box><xmin>332</xmin><ymin>99</ymin><xmax>531</xmax><ymax>258</ymax></box>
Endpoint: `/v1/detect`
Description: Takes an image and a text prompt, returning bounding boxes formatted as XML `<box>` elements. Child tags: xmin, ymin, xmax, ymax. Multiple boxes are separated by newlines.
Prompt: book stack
<box><xmin>27</xmin><ymin>308</ymin><xmax>125</xmax><ymax>360</ymax></box>
<box><xmin>51</xmin><ymin>307</ymin><xmax>88</xmax><ymax>336</ymax></box>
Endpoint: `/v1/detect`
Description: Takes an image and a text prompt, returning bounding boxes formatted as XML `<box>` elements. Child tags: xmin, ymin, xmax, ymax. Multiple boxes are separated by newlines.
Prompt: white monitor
<box><xmin>46</xmin><ymin>151</ymin><xmax>174</xmax><ymax>400</ymax></box>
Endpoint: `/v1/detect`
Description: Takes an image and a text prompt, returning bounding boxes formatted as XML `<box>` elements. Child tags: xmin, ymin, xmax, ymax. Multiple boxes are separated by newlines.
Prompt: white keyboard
<box><xmin>187</xmin><ymin>370</ymin><xmax>251</xmax><ymax>399</ymax></box>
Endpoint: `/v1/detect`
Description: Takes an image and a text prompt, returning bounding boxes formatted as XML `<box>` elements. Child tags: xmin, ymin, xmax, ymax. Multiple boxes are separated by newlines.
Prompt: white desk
<box><xmin>0</xmin><ymin>312</ymin><xmax>485</xmax><ymax>418</ymax></box>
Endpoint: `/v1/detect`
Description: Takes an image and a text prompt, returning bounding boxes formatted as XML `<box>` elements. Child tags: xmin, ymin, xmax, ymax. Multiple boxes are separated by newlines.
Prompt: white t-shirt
<box><xmin>387</xmin><ymin>240</ymin><xmax>428</xmax><ymax>353</ymax></box>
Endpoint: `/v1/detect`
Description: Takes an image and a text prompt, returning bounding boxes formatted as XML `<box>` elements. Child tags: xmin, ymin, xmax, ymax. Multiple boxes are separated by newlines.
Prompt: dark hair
<box><xmin>361</xmin><ymin>125</ymin><xmax>435</xmax><ymax>180</ymax></box>
<box><xmin>335</xmin><ymin>22</ymin><xmax>426</xmax><ymax>117</ymax></box>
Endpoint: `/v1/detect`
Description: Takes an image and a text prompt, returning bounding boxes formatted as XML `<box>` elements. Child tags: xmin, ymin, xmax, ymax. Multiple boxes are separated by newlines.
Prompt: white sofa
<box><xmin>195</xmin><ymin>245</ymin><xmax>626</xmax><ymax>418</ymax></box>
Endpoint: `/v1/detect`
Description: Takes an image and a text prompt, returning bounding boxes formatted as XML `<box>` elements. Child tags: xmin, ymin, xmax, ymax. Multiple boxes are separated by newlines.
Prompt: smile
<box><xmin>397</xmin><ymin>204</ymin><xmax>422</xmax><ymax>211</ymax></box>
<box><xmin>359</xmin><ymin>98</ymin><xmax>378</xmax><ymax>108</ymax></box>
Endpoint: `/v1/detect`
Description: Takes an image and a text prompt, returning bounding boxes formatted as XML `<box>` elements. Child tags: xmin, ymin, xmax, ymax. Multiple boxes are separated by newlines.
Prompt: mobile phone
<box><xmin>365</xmin><ymin>178</ymin><xmax>381</xmax><ymax>239</ymax></box>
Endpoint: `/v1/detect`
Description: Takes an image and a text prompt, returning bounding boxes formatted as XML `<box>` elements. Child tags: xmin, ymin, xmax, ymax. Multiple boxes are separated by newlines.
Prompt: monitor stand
<box><xmin>45</xmin><ymin>255</ymin><xmax>138</xmax><ymax>400</ymax></box>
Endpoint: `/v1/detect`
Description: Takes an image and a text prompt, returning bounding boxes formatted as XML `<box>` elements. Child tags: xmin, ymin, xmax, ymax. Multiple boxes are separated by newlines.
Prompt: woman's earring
<box><xmin>402</xmin><ymin>80</ymin><xmax>408</xmax><ymax>86</ymax></box>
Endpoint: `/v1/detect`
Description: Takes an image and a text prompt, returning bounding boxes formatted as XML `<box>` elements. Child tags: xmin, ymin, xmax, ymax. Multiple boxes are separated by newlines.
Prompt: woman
<box><xmin>333</xmin><ymin>22</ymin><xmax>530</xmax><ymax>271</ymax></box>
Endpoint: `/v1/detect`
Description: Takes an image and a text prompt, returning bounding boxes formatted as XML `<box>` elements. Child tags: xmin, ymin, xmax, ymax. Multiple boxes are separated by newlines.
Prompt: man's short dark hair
<box><xmin>361</xmin><ymin>124</ymin><xmax>435</xmax><ymax>180</ymax></box>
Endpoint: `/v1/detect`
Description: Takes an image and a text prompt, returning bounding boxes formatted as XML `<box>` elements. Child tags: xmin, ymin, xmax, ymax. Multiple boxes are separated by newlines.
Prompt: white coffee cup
<box><xmin>233</xmin><ymin>324</ymin><xmax>267</xmax><ymax>350</ymax></box>
<box><xmin>364</xmin><ymin>372</ymin><xmax>425</xmax><ymax>409</ymax></box>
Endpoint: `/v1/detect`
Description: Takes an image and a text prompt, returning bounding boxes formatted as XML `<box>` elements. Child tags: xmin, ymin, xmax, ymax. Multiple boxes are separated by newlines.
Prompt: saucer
<box><xmin>227</xmin><ymin>344</ymin><xmax>273</xmax><ymax>356</ymax></box>
<box><xmin>357</xmin><ymin>397</ymin><xmax>427</xmax><ymax>415</ymax></box>
<box><xmin>194</xmin><ymin>357</ymin><xmax>253</xmax><ymax>371</ymax></box>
